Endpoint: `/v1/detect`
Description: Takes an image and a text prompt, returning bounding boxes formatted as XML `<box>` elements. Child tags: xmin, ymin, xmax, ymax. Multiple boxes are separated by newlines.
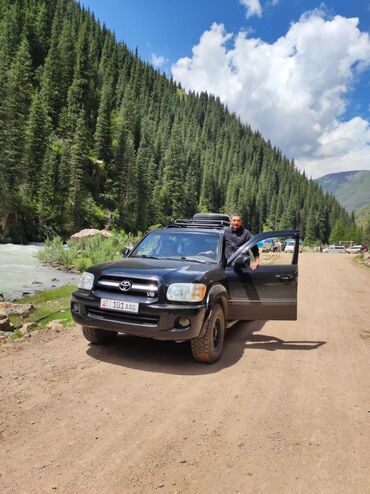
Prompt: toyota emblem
<box><xmin>119</xmin><ymin>280</ymin><xmax>132</xmax><ymax>292</ymax></box>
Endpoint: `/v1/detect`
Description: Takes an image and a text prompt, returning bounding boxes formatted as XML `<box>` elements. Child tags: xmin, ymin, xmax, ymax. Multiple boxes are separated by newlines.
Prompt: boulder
<box><xmin>69</xmin><ymin>229</ymin><xmax>112</xmax><ymax>243</ymax></box>
<box><xmin>0</xmin><ymin>302</ymin><xmax>33</xmax><ymax>317</ymax></box>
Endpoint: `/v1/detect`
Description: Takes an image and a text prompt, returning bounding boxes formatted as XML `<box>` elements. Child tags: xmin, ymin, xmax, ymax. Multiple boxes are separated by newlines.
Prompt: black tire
<box><xmin>191</xmin><ymin>304</ymin><xmax>225</xmax><ymax>363</ymax></box>
<box><xmin>82</xmin><ymin>327</ymin><xmax>118</xmax><ymax>344</ymax></box>
<box><xmin>192</xmin><ymin>213</ymin><xmax>230</xmax><ymax>222</ymax></box>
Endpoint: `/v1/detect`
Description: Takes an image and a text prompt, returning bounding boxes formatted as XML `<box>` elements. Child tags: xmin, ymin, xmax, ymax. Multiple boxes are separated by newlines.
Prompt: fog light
<box><xmin>178</xmin><ymin>317</ymin><xmax>190</xmax><ymax>328</ymax></box>
<box><xmin>71</xmin><ymin>302</ymin><xmax>80</xmax><ymax>313</ymax></box>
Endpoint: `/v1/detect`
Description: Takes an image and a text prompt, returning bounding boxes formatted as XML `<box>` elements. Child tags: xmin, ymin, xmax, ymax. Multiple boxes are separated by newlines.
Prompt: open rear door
<box><xmin>225</xmin><ymin>230</ymin><xmax>299</xmax><ymax>321</ymax></box>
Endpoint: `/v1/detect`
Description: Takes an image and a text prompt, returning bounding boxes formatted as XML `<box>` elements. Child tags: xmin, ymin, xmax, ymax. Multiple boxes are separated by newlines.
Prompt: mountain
<box><xmin>0</xmin><ymin>0</ymin><xmax>358</xmax><ymax>244</ymax></box>
<box><xmin>316</xmin><ymin>170</ymin><xmax>370</xmax><ymax>211</ymax></box>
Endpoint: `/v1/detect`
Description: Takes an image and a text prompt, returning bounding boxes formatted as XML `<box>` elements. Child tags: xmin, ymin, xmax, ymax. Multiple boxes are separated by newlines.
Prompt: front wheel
<box><xmin>82</xmin><ymin>327</ymin><xmax>118</xmax><ymax>344</ymax></box>
<box><xmin>191</xmin><ymin>304</ymin><xmax>225</xmax><ymax>363</ymax></box>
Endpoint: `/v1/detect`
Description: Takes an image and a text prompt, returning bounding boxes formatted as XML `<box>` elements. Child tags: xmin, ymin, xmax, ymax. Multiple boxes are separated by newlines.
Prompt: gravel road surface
<box><xmin>1</xmin><ymin>253</ymin><xmax>369</xmax><ymax>493</ymax></box>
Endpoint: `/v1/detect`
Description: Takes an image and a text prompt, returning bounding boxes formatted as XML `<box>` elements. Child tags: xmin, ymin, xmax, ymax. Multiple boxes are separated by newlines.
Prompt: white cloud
<box><xmin>151</xmin><ymin>53</ymin><xmax>168</xmax><ymax>68</ymax></box>
<box><xmin>172</xmin><ymin>13</ymin><xmax>370</xmax><ymax>178</ymax></box>
<box><xmin>240</xmin><ymin>0</ymin><xmax>262</xmax><ymax>19</ymax></box>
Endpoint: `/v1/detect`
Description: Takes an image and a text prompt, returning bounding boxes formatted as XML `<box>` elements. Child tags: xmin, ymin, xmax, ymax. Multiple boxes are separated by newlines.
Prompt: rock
<box><xmin>51</xmin><ymin>278</ymin><xmax>59</xmax><ymax>282</ymax></box>
<box><xmin>0</xmin><ymin>317</ymin><xmax>15</xmax><ymax>332</ymax></box>
<box><xmin>0</xmin><ymin>302</ymin><xmax>33</xmax><ymax>317</ymax></box>
<box><xmin>45</xmin><ymin>320</ymin><xmax>64</xmax><ymax>332</ymax></box>
<box><xmin>70</xmin><ymin>229</ymin><xmax>112</xmax><ymax>243</ymax></box>
<box><xmin>0</xmin><ymin>330</ymin><xmax>14</xmax><ymax>337</ymax></box>
<box><xmin>32</xmin><ymin>281</ymin><xmax>43</xmax><ymax>285</ymax></box>
<box><xmin>0</xmin><ymin>293</ymin><xmax>4</xmax><ymax>301</ymax></box>
<box><xmin>19</xmin><ymin>322</ymin><xmax>37</xmax><ymax>335</ymax></box>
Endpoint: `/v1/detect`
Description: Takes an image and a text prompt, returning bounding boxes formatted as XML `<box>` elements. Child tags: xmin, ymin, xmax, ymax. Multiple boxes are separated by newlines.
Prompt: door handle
<box><xmin>275</xmin><ymin>274</ymin><xmax>293</xmax><ymax>281</ymax></box>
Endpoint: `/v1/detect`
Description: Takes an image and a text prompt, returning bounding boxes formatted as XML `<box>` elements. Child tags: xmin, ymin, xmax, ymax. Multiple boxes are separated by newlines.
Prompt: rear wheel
<box><xmin>82</xmin><ymin>327</ymin><xmax>118</xmax><ymax>344</ymax></box>
<box><xmin>191</xmin><ymin>304</ymin><xmax>225</xmax><ymax>363</ymax></box>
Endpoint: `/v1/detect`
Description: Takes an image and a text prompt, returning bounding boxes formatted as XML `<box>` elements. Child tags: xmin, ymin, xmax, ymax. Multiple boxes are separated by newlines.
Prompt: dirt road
<box><xmin>1</xmin><ymin>253</ymin><xmax>369</xmax><ymax>494</ymax></box>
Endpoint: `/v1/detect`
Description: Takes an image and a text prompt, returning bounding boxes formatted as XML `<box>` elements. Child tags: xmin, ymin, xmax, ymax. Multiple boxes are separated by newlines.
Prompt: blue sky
<box><xmin>80</xmin><ymin>0</ymin><xmax>370</xmax><ymax>178</ymax></box>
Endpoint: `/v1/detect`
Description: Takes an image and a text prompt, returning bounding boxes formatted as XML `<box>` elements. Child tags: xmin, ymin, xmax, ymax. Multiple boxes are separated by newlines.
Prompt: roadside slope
<box><xmin>1</xmin><ymin>253</ymin><xmax>369</xmax><ymax>494</ymax></box>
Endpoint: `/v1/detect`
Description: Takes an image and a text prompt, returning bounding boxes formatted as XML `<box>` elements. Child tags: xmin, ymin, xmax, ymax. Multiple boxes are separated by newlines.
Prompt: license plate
<box><xmin>100</xmin><ymin>298</ymin><xmax>139</xmax><ymax>313</ymax></box>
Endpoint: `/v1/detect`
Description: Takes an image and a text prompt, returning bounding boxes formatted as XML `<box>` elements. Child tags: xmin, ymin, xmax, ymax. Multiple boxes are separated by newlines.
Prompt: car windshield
<box><xmin>131</xmin><ymin>231</ymin><xmax>220</xmax><ymax>263</ymax></box>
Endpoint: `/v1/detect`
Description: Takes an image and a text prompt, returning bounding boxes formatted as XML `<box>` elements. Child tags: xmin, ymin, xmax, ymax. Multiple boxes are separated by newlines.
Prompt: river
<box><xmin>0</xmin><ymin>244</ymin><xmax>80</xmax><ymax>301</ymax></box>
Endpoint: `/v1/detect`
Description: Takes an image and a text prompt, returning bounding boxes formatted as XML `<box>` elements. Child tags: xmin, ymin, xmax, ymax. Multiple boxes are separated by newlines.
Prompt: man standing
<box><xmin>224</xmin><ymin>212</ymin><xmax>260</xmax><ymax>270</ymax></box>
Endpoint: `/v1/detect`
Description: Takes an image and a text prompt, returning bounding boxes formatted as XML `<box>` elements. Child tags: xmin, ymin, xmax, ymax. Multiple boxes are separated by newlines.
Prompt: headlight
<box><xmin>78</xmin><ymin>272</ymin><xmax>95</xmax><ymax>291</ymax></box>
<box><xmin>167</xmin><ymin>283</ymin><xmax>206</xmax><ymax>302</ymax></box>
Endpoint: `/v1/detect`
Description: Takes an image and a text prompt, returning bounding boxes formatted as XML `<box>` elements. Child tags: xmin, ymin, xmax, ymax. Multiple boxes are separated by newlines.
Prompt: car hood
<box><xmin>88</xmin><ymin>257</ymin><xmax>224</xmax><ymax>285</ymax></box>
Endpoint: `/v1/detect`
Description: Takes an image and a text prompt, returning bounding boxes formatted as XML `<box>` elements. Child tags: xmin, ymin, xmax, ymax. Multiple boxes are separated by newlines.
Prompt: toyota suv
<box><xmin>71</xmin><ymin>214</ymin><xmax>300</xmax><ymax>363</ymax></box>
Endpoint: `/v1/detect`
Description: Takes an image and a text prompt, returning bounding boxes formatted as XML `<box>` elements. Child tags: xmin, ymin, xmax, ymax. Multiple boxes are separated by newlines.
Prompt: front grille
<box><xmin>87</xmin><ymin>307</ymin><xmax>159</xmax><ymax>326</ymax></box>
<box><xmin>96</xmin><ymin>275</ymin><xmax>159</xmax><ymax>297</ymax></box>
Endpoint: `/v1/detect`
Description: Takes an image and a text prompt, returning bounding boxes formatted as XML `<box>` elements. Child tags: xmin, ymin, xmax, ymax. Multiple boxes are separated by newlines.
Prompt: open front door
<box><xmin>225</xmin><ymin>230</ymin><xmax>299</xmax><ymax>321</ymax></box>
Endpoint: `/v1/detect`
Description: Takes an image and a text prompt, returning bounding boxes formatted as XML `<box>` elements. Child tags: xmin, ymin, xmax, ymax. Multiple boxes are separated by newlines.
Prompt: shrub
<box><xmin>37</xmin><ymin>230</ymin><xmax>142</xmax><ymax>272</ymax></box>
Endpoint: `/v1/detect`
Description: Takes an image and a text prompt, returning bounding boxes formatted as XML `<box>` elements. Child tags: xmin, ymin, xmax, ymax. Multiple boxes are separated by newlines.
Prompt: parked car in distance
<box><xmin>323</xmin><ymin>245</ymin><xmax>346</xmax><ymax>253</ymax></box>
<box><xmin>345</xmin><ymin>245</ymin><xmax>363</xmax><ymax>254</ymax></box>
<box><xmin>284</xmin><ymin>239</ymin><xmax>303</xmax><ymax>253</ymax></box>
<box><xmin>284</xmin><ymin>240</ymin><xmax>295</xmax><ymax>253</ymax></box>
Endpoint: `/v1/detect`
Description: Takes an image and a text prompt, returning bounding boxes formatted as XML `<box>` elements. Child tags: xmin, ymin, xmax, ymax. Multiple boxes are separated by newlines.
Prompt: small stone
<box><xmin>180</xmin><ymin>459</ymin><xmax>187</xmax><ymax>463</ymax></box>
<box><xmin>158</xmin><ymin>484</ymin><xmax>164</xmax><ymax>488</ymax></box>
<box><xmin>19</xmin><ymin>322</ymin><xmax>37</xmax><ymax>335</ymax></box>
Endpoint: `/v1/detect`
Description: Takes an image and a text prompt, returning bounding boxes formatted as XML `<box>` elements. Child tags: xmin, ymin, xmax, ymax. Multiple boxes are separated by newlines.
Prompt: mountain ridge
<box><xmin>315</xmin><ymin>170</ymin><xmax>370</xmax><ymax>211</ymax></box>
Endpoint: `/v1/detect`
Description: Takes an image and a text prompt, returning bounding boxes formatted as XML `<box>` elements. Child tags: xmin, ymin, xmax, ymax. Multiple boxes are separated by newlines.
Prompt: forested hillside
<box><xmin>0</xmin><ymin>0</ymin><xmax>359</xmax><ymax>243</ymax></box>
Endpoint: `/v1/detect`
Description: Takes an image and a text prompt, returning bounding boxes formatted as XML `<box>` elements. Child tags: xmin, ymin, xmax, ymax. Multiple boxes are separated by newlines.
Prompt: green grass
<box><xmin>7</xmin><ymin>285</ymin><xmax>77</xmax><ymax>338</ymax></box>
<box><xmin>353</xmin><ymin>253</ymin><xmax>370</xmax><ymax>269</ymax></box>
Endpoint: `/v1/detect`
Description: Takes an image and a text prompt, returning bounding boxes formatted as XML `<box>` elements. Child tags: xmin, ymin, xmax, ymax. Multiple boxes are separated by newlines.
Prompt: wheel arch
<box><xmin>200</xmin><ymin>283</ymin><xmax>228</xmax><ymax>337</ymax></box>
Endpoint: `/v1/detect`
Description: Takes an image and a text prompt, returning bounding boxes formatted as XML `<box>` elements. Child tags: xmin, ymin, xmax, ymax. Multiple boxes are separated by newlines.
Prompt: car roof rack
<box><xmin>165</xmin><ymin>218</ymin><xmax>230</xmax><ymax>229</ymax></box>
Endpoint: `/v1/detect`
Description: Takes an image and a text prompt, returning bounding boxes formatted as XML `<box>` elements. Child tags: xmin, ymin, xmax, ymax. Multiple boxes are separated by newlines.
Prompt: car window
<box><xmin>251</xmin><ymin>235</ymin><xmax>297</xmax><ymax>266</ymax></box>
<box><xmin>131</xmin><ymin>231</ymin><xmax>220</xmax><ymax>262</ymax></box>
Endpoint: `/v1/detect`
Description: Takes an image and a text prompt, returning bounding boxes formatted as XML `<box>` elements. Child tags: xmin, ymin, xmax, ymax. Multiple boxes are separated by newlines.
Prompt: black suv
<box><xmin>71</xmin><ymin>214</ymin><xmax>299</xmax><ymax>363</ymax></box>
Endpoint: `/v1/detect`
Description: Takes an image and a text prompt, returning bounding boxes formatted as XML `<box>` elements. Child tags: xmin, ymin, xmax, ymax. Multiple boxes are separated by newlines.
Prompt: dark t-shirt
<box><xmin>224</xmin><ymin>226</ymin><xmax>259</xmax><ymax>260</ymax></box>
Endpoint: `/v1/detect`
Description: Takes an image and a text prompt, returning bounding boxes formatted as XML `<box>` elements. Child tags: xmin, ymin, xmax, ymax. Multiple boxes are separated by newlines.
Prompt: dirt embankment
<box><xmin>0</xmin><ymin>253</ymin><xmax>369</xmax><ymax>494</ymax></box>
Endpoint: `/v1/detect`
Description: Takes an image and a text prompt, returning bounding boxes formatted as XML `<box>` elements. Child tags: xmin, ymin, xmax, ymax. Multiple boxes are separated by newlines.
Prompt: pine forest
<box><xmin>0</xmin><ymin>0</ymin><xmax>362</xmax><ymax>243</ymax></box>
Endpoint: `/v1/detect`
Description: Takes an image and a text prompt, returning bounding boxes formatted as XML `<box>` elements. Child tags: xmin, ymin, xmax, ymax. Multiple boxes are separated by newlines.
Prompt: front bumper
<box><xmin>71</xmin><ymin>290</ymin><xmax>206</xmax><ymax>341</ymax></box>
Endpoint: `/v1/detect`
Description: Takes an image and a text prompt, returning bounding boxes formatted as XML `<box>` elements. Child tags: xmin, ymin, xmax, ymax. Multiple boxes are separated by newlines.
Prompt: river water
<box><xmin>0</xmin><ymin>244</ymin><xmax>80</xmax><ymax>301</ymax></box>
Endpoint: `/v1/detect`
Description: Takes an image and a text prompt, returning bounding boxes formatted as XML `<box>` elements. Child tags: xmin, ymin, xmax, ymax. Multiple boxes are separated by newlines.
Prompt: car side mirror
<box><xmin>233</xmin><ymin>254</ymin><xmax>250</xmax><ymax>269</ymax></box>
<box><xmin>122</xmin><ymin>246</ymin><xmax>132</xmax><ymax>257</ymax></box>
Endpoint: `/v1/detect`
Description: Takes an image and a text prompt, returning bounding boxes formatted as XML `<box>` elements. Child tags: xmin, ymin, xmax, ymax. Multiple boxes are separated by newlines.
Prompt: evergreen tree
<box><xmin>329</xmin><ymin>219</ymin><xmax>346</xmax><ymax>244</ymax></box>
<box><xmin>24</xmin><ymin>89</ymin><xmax>52</xmax><ymax>194</ymax></box>
<box><xmin>363</xmin><ymin>219</ymin><xmax>370</xmax><ymax>247</ymax></box>
<box><xmin>1</xmin><ymin>38</ymin><xmax>33</xmax><ymax>189</ymax></box>
<box><xmin>67</xmin><ymin>110</ymin><xmax>93</xmax><ymax>232</ymax></box>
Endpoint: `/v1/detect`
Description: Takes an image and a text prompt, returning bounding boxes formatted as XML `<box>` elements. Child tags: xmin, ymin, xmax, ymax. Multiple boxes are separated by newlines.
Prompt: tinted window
<box><xmin>131</xmin><ymin>231</ymin><xmax>220</xmax><ymax>262</ymax></box>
